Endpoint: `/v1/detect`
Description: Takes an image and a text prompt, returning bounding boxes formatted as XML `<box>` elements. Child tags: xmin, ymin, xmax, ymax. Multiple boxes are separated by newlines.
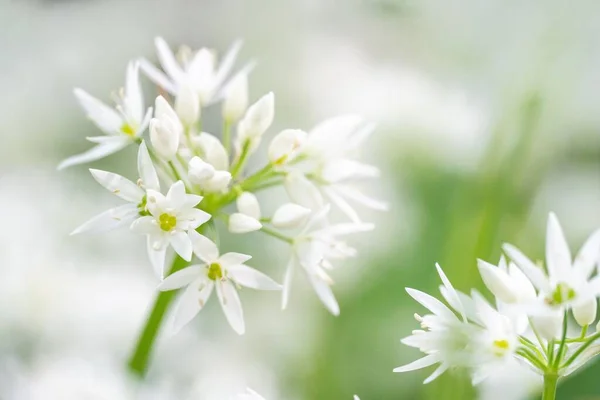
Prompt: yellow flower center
<box><xmin>121</xmin><ymin>122</ymin><xmax>136</xmax><ymax>137</ymax></box>
<box><xmin>158</xmin><ymin>213</ymin><xmax>177</xmax><ymax>231</ymax></box>
<box><xmin>492</xmin><ymin>339</ymin><xmax>510</xmax><ymax>356</ymax></box>
<box><xmin>207</xmin><ymin>263</ymin><xmax>223</xmax><ymax>281</ymax></box>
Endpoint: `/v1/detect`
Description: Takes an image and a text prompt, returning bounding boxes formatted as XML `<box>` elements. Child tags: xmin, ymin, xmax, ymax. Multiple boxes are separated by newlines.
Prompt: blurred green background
<box><xmin>1</xmin><ymin>0</ymin><xmax>600</xmax><ymax>399</ymax></box>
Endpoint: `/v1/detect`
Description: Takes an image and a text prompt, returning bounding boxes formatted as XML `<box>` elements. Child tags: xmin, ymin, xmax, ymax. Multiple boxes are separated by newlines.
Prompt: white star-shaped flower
<box><xmin>131</xmin><ymin>181</ymin><xmax>210</xmax><ymax>277</ymax></box>
<box><xmin>58</xmin><ymin>62</ymin><xmax>152</xmax><ymax>170</ymax></box>
<box><xmin>71</xmin><ymin>141</ymin><xmax>159</xmax><ymax>235</ymax></box>
<box><xmin>282</xmin><ymin>205</ymin><xmax>373</xmax><ymax>315</ymax></box>
<box><xmin>158</xmin><ymin>230</ymin><xmax>281</xmax><ymax>334</ymax></box>
<box><xmin>503</xmin><ymin>212</ymin><xmax>600</xmax><ymax>330</ymax></box>
<box><xmin>140</xmin><ymin>37</ymin><xmax>245</xmax><ymax>106</ymax></box>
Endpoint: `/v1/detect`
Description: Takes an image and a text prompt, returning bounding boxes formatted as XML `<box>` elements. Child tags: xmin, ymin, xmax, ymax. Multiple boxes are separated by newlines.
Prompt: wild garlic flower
<box><xmin>58</xmin><ymin>62</ymin><xmax>152</xmax><ymax>170</ymax></box>
<box><xmin>158</xmin><ymin>230</ymin><xmax>280</xmax><ymax>334</ymax></box>
<box><xmin>397</xmin><ymin>213</ymin><xmax>600</xmax><ymax>396</ymax></box>
<box><xmin>63</xmin><ymin>37</ymin><xmax>381</xmax><ymax>338</ymax></box>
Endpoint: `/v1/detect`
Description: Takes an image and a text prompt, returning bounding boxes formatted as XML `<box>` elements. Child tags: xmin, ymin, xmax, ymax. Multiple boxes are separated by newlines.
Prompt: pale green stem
<box><xmin>231</xmin><ymin>140</ymin><xmax>251</xmax><ymax>178</ymax></box>
<box><xmin>260</xmin><ymin>226</ymin><xmax>293</xmax><ymax>244</ymax></box>
<box><xmin>553</xmin><ymin>311</ymin><xmax>569</xmax><ymax>369</ymax></box>
<box><xmin>542</xmin><ymin>374</ymin><xmax>558</xmax><ymax>400</ymax></box>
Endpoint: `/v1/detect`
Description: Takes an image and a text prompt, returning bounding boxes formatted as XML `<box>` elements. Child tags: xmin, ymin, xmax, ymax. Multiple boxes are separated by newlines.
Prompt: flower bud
<box><xmin>477</xmin><ymin>260</ymin><xmax>518</xmax><ymax>303</ymax></box>
<box><xmin>202</xmin><ymin>170</ymin><xmax>232</xmax><ymax>193</ymax></box>
<box><xmin>188</xmin><ymin>156</ymin><xmax>215</xmax><ymax>184</ymax></box>
<box><xmin>155</xmin><ymin>96</ymin><xmax>182</xmax><ymax>131</ymax></box>
<box><xmin>229</xmin><ymin>213</ymin><xmax>262</xmax><ymax>234</ymax></box>
<box><xmin>268</xmin><ymin>129</ymin><xmax>307</xmax><ymax>165</ymax></box>
<box><xmin>237</xmin><ymin>192</ymin><xmax>261</xmax><ymax>220</ymax></box>
<box><xmin>175</xmin><ymin>85</ymin><xmax>200</xmax><ymax>126</ymax></box>
<box><xmin>272</xmin><ymin>203</ymin><xmax>311</xmax><ymax>229</ymax></box>
<box><xmin>150</xmin><ymin>117</ymin><xmax>179</xmax><ymax>159</ymax></box>
<box><xmin>573</xmin><ymin>299</ymin><xmax>597</xmax><ymax>327</ymax></box>
<box><xmin>192</xmin><ymin>132</ymin><xmax>229</xmax><ymax>171</ymax></box>
<box><xmin>222</xmin><ymin>72</ymin><xmax>248</xmax><ymax>122</ymax></box>
<box><xmin>236</xmin><ymin>92</ymin><xmax>275</xmax><ymax>150</ymax></box>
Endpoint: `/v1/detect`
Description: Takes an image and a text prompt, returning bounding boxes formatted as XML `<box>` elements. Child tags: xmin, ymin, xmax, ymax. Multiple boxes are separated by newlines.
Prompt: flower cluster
<box><xmin>395</xmin><ymin>213</ymin><xmax>600</xmax><ymax>388</ymax></box>
<box><xmin>62</xmin><ymin>37</ymin><xmax>383</xmax><ymax>335</ymax></box>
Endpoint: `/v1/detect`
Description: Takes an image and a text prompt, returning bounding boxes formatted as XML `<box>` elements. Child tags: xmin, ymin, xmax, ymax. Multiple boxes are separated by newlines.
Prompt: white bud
<box><xmin>175</xmin><ymin>85</ymin><xmax>200</xmax><ymax>126</ymax></box>
<box><xmin>237</xmin><ymin>192</ymin><xmax>261</xmax><ymax>220</ymax></box>
<box><xmin>150</xmin><ymin>117</ymin><xmax>179</xmax><ymax>159</ymax></box>
<box><xmin>202</xmin><ymin>170</ymin><xmax>232</xmax><ymax>193</ymax></box>
<box><xmin>573</xmin><ymin>299</ymin><xmax>597</xmax><ymax>327</ymax></box>
<box><xmin>191</xmin><ymin>132</ymin><xmax>229</xmax><ymax>171</ymax></box>
<box><xmin>222</xmin><ymin>72</ymin><xmax>248</xmax><ymax>122</ymax></box>
<box><xmin>477</xmin><ymin>260</ymin><xmax>518</xmax><ymax>303</ymax></box>
<box><xmin>155</xmin><ymin>96</ymin><xmax>182</xmax><ymax>131</ymax></box>
<box><xmin>268</xmin><ymin>129</ymin><xmax>307</xmax><ymax>165</ymax></box>
<box><xmin>188</xmin><ymin>156</ymin><xmax>215</xmax><ymax>184</ymax></box>
<box><xmin>272</xmin><ymin>203</ymin><xmax>311</xmax><ymax>229</ymax></box>
<box><xmin>229</xmin><ymin>213</ymin><xmax>262</xmax><ymax>234</ymax></box>
<box><xmin>236</xmin><ymin>92</ymin><xmax>275</xmax><ymax>149</ymax></box>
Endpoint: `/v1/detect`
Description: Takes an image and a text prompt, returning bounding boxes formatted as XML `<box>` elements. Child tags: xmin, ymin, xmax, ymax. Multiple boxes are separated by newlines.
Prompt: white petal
<box><xmin>202</xmin><ymin>170</ymin><xmax>232</xmax><ymax>193</ymax></box>
<box><xmin>137</xmin><ymin>141</ymin><xmax>160</xmax><ymax>191</ymax></box>
<box><xmin>164</xmin><ymin>181</ymin><xmax>186</xmax><ymax>210</ymax></box>
<box><xmin>321</xmin><ymin>159</ymin><xmax>379</xmax><ymax>183</ymax></box>
<box><xmin>237</xmin><ymin>192</ymin><xmax>261</xmax><ymax>220</ymax></box>
<box><xmin>237</xmin><ymin>92</ymin><xmax>274</xmax><ymax>140</ymax></box>
<box><xmin>154</xmin><ymin>37</ymin><xmax>185</xmax><ymax>85</ymax></box>
<box><xmin>406</xmin><ymin>288</ymin><xmax>456</xmax><ymax>321</ymax></box>
<box><xmin>503</xmin><ymin>243</ymin><xmax>550</xmax><ymax>292</ymax></box>
<box><xmin>227</xmin><ymin>264</ymin><xmax>281</xmax><ymax>290</ymax></box>
<box><xmin>322</xmin><ymin>186</ymin><xmax>361</xmax><ymax>223</ymax></box>
<box><xmin>272</xmin><ymin>203</ymin><xmax>311</xmax><ymax>229</ymax></box>
<box><xmin>268</xmin><ymin>129</ymin><xmax>307</xmax><ymax>164</ymax></box>
<box><xmin>393</xmin><ymin>354</ymin><xmax>439</xmax><ymax>373</ymax></box>
<box><xmin>477</xmin><ymin>259</ymin><xmax>518</xmax><ymax>303</ymax></box>
<box><xmin>214</xmin><ymin>39</ymin><xmax>244</xmax><ymax>90</ymax></box>
<box><xmin>125</xmin><ymin>61</ymin><xmax>143</xmax><ymax>123</ymax></box>
<box><xmin>546</xmin><ymin>212</ymin><xmax>572</xmax><ymax>281</ymax></box>
<box><xmin>218</xmin><ymin>252</ymin><xmax>253</xmax><ymax>268</ymax></box>
<box><xmin>71</xmin><ymin>204</ymin><xmax>138</xmax><ymax>235</ymax></box>
<box><xmin>150</xmin><ymin>117</ymin><xmax>179</xmax><ymax>160</ymax></box>
<box><xmin>188</xmin><ymin>156</ymin><xmax>216</xmax><ymax>184</ymax></box>
<box><xmin>73</xmin><ymin>88</ymin><xmax>122</xmax><ymax>134</ymax></box>
<box><xmin>334</xmin><ymin>184</ymin><xmax>388</xmax><ymax>211</ymax></box>
<box><xmin>192</xmin><ymin>132</ymin><xmax>229</xmax><ymax>170</ymax></box>
<box><xmin>281</xmin><ymin>258</ymin><xmax>295</xmax><ymax>310</ymax></box>
<box><xmin>307</xmin><ymin>115</ymin><xmax>363</xmax><ymax>155</ymax></box>
<box><xmin>306</xmin><ymin>271</ymin><xmax>340</xmax><ymax>316</ymax></box>
<box><xmin>423</xmin><ymin>363</ymin><xmax>449</xmax><ymax>384</ymax></box>
<box><xmin>315</xmin><ymin>222</ymin><xmax>374</xmax><ymax>237</ymax></box>
<box><xmin>57</xmin><ymin>139</ymin><xmax>129</xmax><ymax>170</ymax></box>
<box><xmin>89</xmin><ymin>169</ymin><xmax>143</xmax><ymax>202</ymax></box>
<box><xmin>435</xmin><ymin>263</ymin><xmax>465</xmax><ymax>320</ymax></box>
<box><xmin>573</xmin><ymin>299</ymin><xmax>597</xmax><ymax>327</ymax></box>
<box><xmin>180</xmin><ymin>208</ymin><xmax>211</xmax><ymax>230</ymax></box>
<box><xmin>284</xmin><ymin>171</ymin><xmax>324</xmax><ymax>210</ymax></box>
<box><xmin>229</xmin><ymin>213</ymin><xmax>262</xmax><ymax>234</ymax></box>
<box><xmin>189</xmin><ymin>229</ymin><xmax>219</xmax><ymax>263</ymax></box>
<box><xmin>531</xmin><ymin>313</ymin><xmax>563</xmax><ymax>340</ymax></box>
<box><xmin>574</xmin><ymin>229</ymin><xmax>600</xmax><ymax>279</ymax></box>
<box><xmin>158</xmin><ymin>265</ymin><xmax>204</xmax><ymax>291</ymax></box>
<box><xmin>147</xmin><ymin>237</ymin><xmax>167</xmax><ymax>279</ymax></box>
<box><xmin>170</xmin><ymin>231</ymin><xmax>193</xmax><ymax>261</ymax></box>
<box><xmin>139</xmin><ymin>58</ymin><xmax>178</xmax><ymax>95</ymax></box>
<box><xmin>130</xmin><ymin>215</ymin><xmax>159</xmax><ymax>235</ymax></box>
<box><xmin>170</xmin><ymin>278</ymin><xmax>214</xmax><ymax>334</ymax></box>
<box><xmin>216</xmin><ymin>280</ymin><xmax>245</xmax><ymax>334</ymax></box>
<box><xmin>222</xmin><ymin>71</ymin><xmax>248</xmax><ymax>122</ymax></box>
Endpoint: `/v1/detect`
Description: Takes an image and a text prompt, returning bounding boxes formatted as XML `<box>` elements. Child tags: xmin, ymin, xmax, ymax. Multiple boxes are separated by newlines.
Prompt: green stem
<box><xmin>542</xmin><ymin>374</ymin><xmax>558</xmax><ymax>400</ymax></box>
<box><xmin>127</xmin><ymin>255</ymin><xmax>188</xmax><ymax>377</ymax></box>
<box><xmin>562</xmin><ymin>330</ymin><xmax>600</xmax><ymax>368</ymax></box>
<box><xmin>231</xmin><ymin>140</ymin><xmax>251</xmax><ymax>178</ymax></box>
<box><xmin>553</xmin><ymin>311</ymin><xmax>569</xmax><ymax>368</ymax></box>
<box><xmin>260</xmin><ymin>226</ymin><xmax>293</xmax><ymax>244</ymax></box>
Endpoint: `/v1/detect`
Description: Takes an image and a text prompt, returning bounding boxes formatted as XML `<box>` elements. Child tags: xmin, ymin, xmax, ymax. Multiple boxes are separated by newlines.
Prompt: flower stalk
<box><xmin>542</xmin><ymin>374</ymin><xmax>558</xmax><ymax>400</ymax></box>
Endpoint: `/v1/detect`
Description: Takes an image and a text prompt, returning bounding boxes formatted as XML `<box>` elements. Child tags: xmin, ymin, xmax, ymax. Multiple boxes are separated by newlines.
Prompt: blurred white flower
<box><xmin>58</xmin><ymin>62</ymin><xmax>152</xmax><ymax>170</ymax></box>
<box><xmin>268</xmin><ymin>129</ymin><xmax>307</xmax><ymax>166</ymax></box>
<box><xmin>151</xmin><ymin>96</ymin><xmax>183</xmax><ymax>160</ymax></box>
<box><xmin>71</xmin><ymin>141</ymin><xmax>158</xmax><ymax>235</ymax></box>
<box><xmin>131</xmin><ymin>181</ymin><xmax>210</xmax><ymax>277</ymax></box>
<box><xmin>158</xmin><ymin>230</ymin><xmax>281</xmax><ymax>334</ymax></box>
<box><xmin>234</xmin><ymin>388</ymin><xmax>266</xmax><ymax>400</ymax></box>
<box><xmin>223</xmin><ymin>71</ymin><xmax>249</xmax><ymax>122</ymax></box>
<box><xmin>236</xmin><ymin>92</ymin><xmax>275</xmax><ymax>154</ymax></box>
<box><xmin>140</xmin><ymin>37</ymin><xmax>244</xmax><ymax>105</ymax></box>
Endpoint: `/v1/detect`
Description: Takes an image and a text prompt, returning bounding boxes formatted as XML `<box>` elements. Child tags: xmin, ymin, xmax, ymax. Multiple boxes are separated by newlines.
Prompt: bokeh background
<box><xmin>2</xmin><ymin>0</ymin><xmax>600</xmax><ymax>399</ymax></box>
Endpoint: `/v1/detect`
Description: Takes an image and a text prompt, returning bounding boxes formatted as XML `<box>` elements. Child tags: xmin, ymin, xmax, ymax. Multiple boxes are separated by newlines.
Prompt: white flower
<box><xmin>229</xmin><ymin>192</ymin><xmax>263</xmax><ymax>234</ymax></box>
<box><xmin>58</xmin><ymin>62</ymin><xmax>152</xmax><ymax>170</ymax></box>
<box><xmin>395</xmin><ymin>264</ymin><xmax>518</xmax><ymax>385</ymax></box>
<box><xmin>158</xmin><ymin>230</ymin><xmax>281</xmax><ymax>334</ymax></box>
<box><xmin>140</xmin><ymin>37</ymin><xmax>244</xmax><ymax>105</ymax></box>
<box><xmin>233</xmin><ymin>388</ymin><xmax>266</xmax><ymax>400</ymax></box>
<box><xmin>188</xmin><ymin>156</ymin><xmax>216</xmax><ymax>184</ymax></box>
<box><xmin>268</xmin><ymin>129</ymin><xmax>307</xmax><ymax>166</ymax></box>
<box><xmin>292</xmin><ymin>116</ymin><xmax>386</xmax><ymax>222</ymax></box>
<box><xmin>192</xmin><ymin>132</ymin><xmax>229</xmax><ymax>170</ymax></box>
<box><xmin>503</xmin><ymin>212</ymin><xmax>600</xmax><ymax>328</ymax></box>
<box><xmin>130</xmin><ymin>181</ymin><xmax>210</xmax><ymax>277</ymax></box>
<box><xmin>150</xmin><ymin>96</ymin><xmax>182</xmax><ymax>160</ymax></box>
<box><xmin>235</xmin><ymin>92</ymin><xmax>275</xmax><ymax>154</ymax></box>
<box><xmin>271</xmin><ymin>203</ymin><xmax>311</xmax><ymax>230</ymax></box>
<box><xmin>282</xmin><ymin>205</ymin><xmax>373</xmax><ymax>315</ymax></box>
<box><xmin>71</xmin><ymin>142</ymin><xmax>159</xmax><ymax>235</ymax></box>
<box><xmin>223</xmin><ymin>72</ymin><xmax>249</xmax><ymax>122</ymax></box>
